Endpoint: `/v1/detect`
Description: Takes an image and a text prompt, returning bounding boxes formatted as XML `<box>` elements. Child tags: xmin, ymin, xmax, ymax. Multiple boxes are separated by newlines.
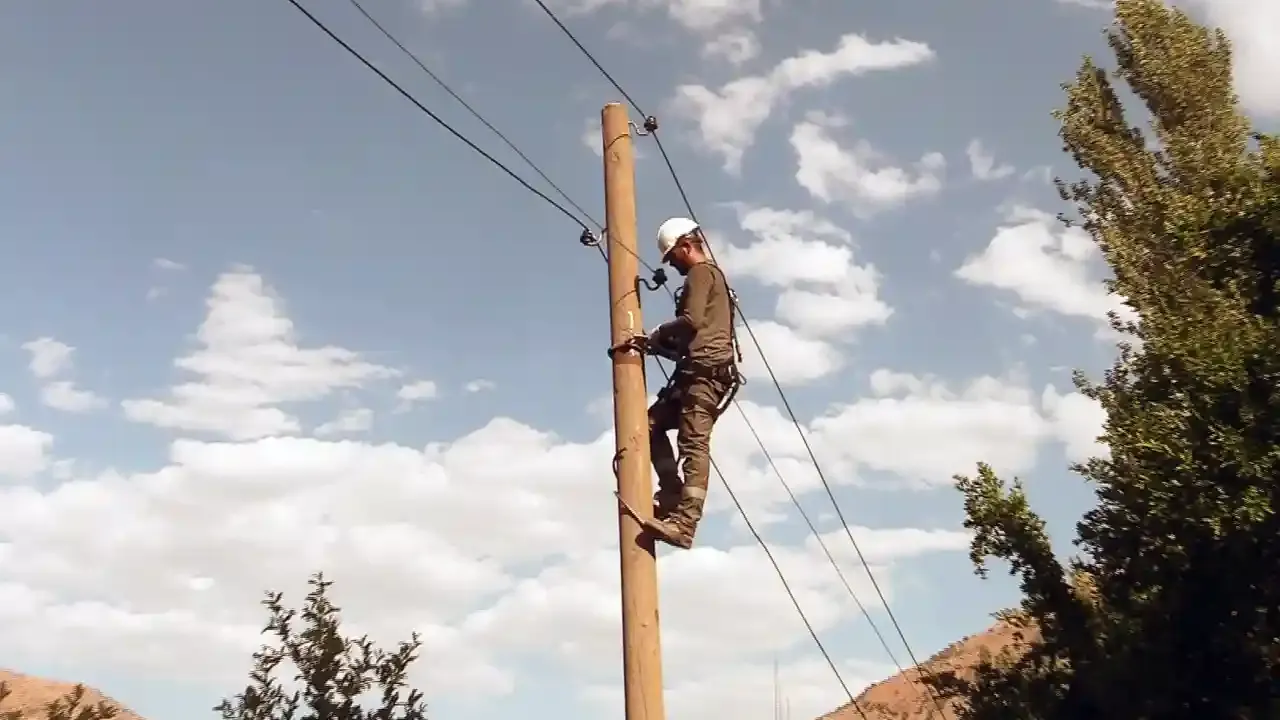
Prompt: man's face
<box><xmin>667</xmin><ymin>236</ymin><xmax>694</xmax><ymax>275</ymax></box>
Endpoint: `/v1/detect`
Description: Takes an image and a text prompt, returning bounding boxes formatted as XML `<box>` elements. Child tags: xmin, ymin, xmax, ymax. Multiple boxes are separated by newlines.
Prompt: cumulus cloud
<box><xmin>20</xmin><ymin>338</ymin><xmax>107</xmax><ymax>414</ymax></box>
<box><xmin>965</xmin><ymin>139</ymin><xmax>1015</xmax><ymax>180</ymax></box>
<box><xmin>314</xmin><ymin>407</ymin><xmax>374</xmax><ymax>437</ymax></box>
<box><xmin>544</xmin><ymin>0</ymin><xmax>760</xmax><ymax>32</ymax></box>
<box><xmin>464</xmin><ymin>379</ymin><xmax>496</xmax><ymax>393</ymax></box>
<box><xmin>737</xmin><ymin>320</ymin><xmax>845</xmax><ymax>387</ymax></box>
<box><xmin>671</xmin><ymin>34</ymin><xmax>934</xmax><ymax>172</ymax></box>
<box><xmin>713</xmin><ymin>206</ymin><xmax>891</xmax><ymax>385</ymax></box>
<box><xmin>809</xmin><ymin>369</ymin><xmax>1105</xmax><ymax>486</ymax></box>
<box><xmin>40</xmin><ymin>381</ymin><xmax>108</xmax><ymax>414</ymax></box>
<box><xmin>702</xmin><ymin>28</ymin><xmax>760</xmax><ymax>64</ymax></box>
<box><xmin>1042</xmin><ymin>384</ymin><xmax>1109</xmax><ymax>462</ymax></box>
<box><xmin>417</xmin><ymin>0</ymin><xmax>467</xmax><ymax>15</ymax></box>
<box><xmin>152</xmin><ymin>258</ymin><xmax>186</xmax><ymax>271</ymax></box>
<box><xmin>955</xmin><ymin>205</ymin><xmax>1135</xmax><ymax>333</ymax></box>
<box><xmin>721</xmin><ymin>206</ymin><xmax>890</xmax><ymax>366</ymax></box>
<box><xmin>22</xmin><ymin>338</ymin><xmax>74</xmax><ymax>380</ymax></box>
<box><xmin>791</xmin><ymin>113</ymin><xmax>945</xmax><ymax>216</ymax></box>
<box><xmin>1185</xmin><ymin>0</ymin><xmax>1280</xmax><ymax>118</ymax></box>
<box><xmin>0</xmin><ymin>425</ymin><xmax>53</xmax><ymax>480</ymax></box>
<box><xmin>121</xmin><ymin>268</ymin><xmax>399</xmax><ymax>440</ymax></box>
<box><xmin>395</xmin><ymin>380</ymin><xmax>439</xmax><ymax>412</ymax></box>
<box><xmin>0</xmin><ymin>267</ymin><xmax>1105</xmax><ymax>717</ymax></box>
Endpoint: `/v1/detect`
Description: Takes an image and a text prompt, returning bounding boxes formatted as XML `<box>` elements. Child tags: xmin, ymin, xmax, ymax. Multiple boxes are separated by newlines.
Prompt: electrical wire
<box><xmin>526</xmin><ymin>4</ymin><xmax>951</xmax><ymax>716</ymax></box>
<box><xmin>341</xmin><ymin>0</ymin><xmax>604</xmax><ymax>233</ymax></box>
<box><xmin>529</xmin><ymin>0</ymin><xmax>647</xmax><ymax>119</ymax></box>
<box><xmin>277</xmin><ymin>2</ymin><xmax>894</xmax><ymax>715</ymax></box>
<box><xmin>650</xmin><ymin>359</ymin><xmax>868</xmax><ymax>719</ymax></box>
<box><xmin>279</xmin><ymin>0</ymin><xmax>590</xmax><ymax>231</ymax></box>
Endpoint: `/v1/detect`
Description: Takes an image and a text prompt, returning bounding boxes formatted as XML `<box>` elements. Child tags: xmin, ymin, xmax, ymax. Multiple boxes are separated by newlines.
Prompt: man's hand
<box><xmin>645</xmin><ymin>326</ymin><xmax>681</xmax><ymax>361</ymax></box>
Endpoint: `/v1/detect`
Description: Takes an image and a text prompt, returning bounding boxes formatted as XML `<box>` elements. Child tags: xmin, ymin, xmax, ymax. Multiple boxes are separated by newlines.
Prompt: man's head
<box><xmin>656</xmin><ymin>216</ymin><xmax>708</xmax><ymax>276</ymax></box>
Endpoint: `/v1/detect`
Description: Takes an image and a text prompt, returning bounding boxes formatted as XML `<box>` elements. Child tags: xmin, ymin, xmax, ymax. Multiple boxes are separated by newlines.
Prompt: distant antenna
<box><xmin>773</xmin><ymin>657</ymin><xmax>780</xmax><ymax>720</ymax></box>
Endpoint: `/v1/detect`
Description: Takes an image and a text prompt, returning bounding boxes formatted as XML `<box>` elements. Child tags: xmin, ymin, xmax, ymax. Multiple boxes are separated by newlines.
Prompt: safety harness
<box><xmin>666</xmin><ymin>262</ymin><xmax>744</xmax><ymax>420</ymax></box>
<box><xmin>606</xmin><ymin>262</ymin><xmax>745</xmax><ymax>420</ymax></box>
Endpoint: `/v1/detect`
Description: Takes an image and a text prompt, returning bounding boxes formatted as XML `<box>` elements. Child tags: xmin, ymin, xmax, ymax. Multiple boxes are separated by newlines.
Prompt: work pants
<box><xmin>647</xmin><ymin>364</ymin><xmax>733</xmax><ymax>527</ymax></box>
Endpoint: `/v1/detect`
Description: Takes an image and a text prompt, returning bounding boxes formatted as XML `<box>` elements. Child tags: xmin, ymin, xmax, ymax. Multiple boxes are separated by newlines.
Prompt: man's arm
<box><xmin>651</xmin><ymin>263</ymin><xmax>714</xmax><ymax>345</ymax></box>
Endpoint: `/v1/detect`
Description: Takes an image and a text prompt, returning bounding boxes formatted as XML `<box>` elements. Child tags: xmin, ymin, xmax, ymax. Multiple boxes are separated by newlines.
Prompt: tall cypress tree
<box><xmin>929</xmin><ymin>1</ymin><xmax>1280</xmax><ymax>717</ymax></box>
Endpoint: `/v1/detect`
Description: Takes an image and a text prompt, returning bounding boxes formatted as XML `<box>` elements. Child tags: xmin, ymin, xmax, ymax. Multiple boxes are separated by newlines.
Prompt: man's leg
<box><xmin>648</xmin><ymin>392</ymin><xmax>682</xmax><ymax>520</ymax></box>
<box><xmin>646</xmin><ymin>375</ymin><xmax>727</xmax><ymax>549</ymax></box>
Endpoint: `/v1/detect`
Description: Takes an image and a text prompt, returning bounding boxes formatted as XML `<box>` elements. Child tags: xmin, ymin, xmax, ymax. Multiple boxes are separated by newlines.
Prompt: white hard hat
<box><xmin>656</xmin><ymin>217</ymin><xmax>700</xmax><ymax>261</ymax></box>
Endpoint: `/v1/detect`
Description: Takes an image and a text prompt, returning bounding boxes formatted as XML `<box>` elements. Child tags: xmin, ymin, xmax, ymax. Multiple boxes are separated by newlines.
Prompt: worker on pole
<box><xmin>631</xmin><ymin>216</ymin><xmax>742</xmax><ymax>549</ymax></box>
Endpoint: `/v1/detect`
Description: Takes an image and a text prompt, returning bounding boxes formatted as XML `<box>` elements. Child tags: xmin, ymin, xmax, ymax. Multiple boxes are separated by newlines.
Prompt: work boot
<box><xmin>643</xmin><ymin>514</ymin><xmax>696</xmax><ymax>550</ymax></box>
<box><xmin>644</xmin><ymin>496</ymin><xmax>701</xmax><ymax>550</ymax></box>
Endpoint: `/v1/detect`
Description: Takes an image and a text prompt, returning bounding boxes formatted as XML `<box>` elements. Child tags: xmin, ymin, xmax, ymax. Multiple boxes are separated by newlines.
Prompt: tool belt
<box><xmin>664</xmin><ymin>358</ymin><xmax>743</xmax><ymax>419</ymax></box>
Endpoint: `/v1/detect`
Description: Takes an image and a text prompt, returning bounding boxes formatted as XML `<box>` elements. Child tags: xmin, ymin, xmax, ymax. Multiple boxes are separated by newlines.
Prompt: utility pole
<box><xmin>602</xmin><ymin>101</ymin><xmax>667</xmax><ymax>720</ymax></box>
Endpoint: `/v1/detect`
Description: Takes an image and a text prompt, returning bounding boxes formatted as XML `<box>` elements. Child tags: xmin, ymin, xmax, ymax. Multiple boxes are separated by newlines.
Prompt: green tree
<box><xmin>216</xmin><ymin>573</ymin><xmax>429</xmax><ymax>720</ymax></box>
<box><xmin>927</xmin><ymin>1</ymin><xmax>1280</xmax><ymax>717</ymax></box>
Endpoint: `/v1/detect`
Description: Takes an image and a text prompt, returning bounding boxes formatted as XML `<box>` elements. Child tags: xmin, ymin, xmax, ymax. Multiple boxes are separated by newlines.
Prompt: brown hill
<box><xmin>0</xmin><ymin>668</ymin><xmax>144</xmax><ymax>720</ymax></box>
<box><xmin>819</xmin><ymin>618</ymin><xmax>1038</xmax><ymax>720</ymax></box>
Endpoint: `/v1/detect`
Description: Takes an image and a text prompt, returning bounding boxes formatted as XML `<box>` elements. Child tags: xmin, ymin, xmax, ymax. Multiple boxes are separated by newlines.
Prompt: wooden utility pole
<box><xmin>602</xmin><ymin>101</ymin><xmax>666</xmax><ymax>720</ymax></box>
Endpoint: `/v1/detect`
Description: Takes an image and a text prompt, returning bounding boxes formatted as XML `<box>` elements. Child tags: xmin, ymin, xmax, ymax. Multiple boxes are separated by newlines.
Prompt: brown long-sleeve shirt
<box><xmin>656</xmin><ymin>260</ymin><xmax>735</xmax><ymax>368</ymax></box>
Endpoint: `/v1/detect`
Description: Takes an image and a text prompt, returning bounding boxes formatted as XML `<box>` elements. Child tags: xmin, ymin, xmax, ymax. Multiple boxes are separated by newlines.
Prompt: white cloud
<box><xmin>152</xmin><ymin>258</ymin><xmax>185</xmax><ymax>271</ymax></box>
<box><xmin>395</xmin><ymin>380</ymin><xmax>439</xmax><ymax>412</ymax></box>
<box><xmin>544</xmin><ymin>0</ymin><xmax>760</xmax><ymax>33</ymax></box>
<box><xmin>702</xmin><ymin>28</ymin><xmax>760</xmax><ymax>64</ymax></box>
<box><xmin>671</xmin><ymin>34</ymin><xmax>934</xmax><ymax>172</ymax></box>
<box><xmin>0</xmin><ymin>425</ymin><xmax>53</xmax><ymax>480</ymax></box>
<box><xmin>314</xmin><ymin>408</ymin><xmax>374</xmax><ymax>437</ymax></box>
<box><xmin>955</xmin><ymin>205</ymin><xmax>1135</xmax><ymax>331</ymax></box>
<box><xmin>792</xmin><ymin>114</ymin><xmax>945</xmax><ymax>216</ymax></box>
<box><xmin>1055</xmin><ymin>0</ymin><xmax>1113</xmax><ymax>8</ymax></box>
<box><xmin>715</xmin><ymin>206</ymin><xmax>891</xmax><ymax>363</ymax></box>
<box><xmin>1022</xmin><ymin>164</ymin><xmax>1053</xmax><ymax>184</ymax></box>
<box><xmin>0</xmin><ymin>394</ymin><xmax>14</xmax><ymax>416</ymax></box>
<box><xmin>464</xmin><ymin>379</ymin><xmax>496</xmax><ymax>393</ymax></box>
<box><xmin>965</xmin><ymin>139</ymin><xmax>1015</xmax><ymax>180</ymax></box>
<box><xmin>0</xmin><ymin>266</ymin><xmax>1106</xmax><ymax>717</ymax></box>
<box><xmin>471</xmin><ymin>526</ymin><xmax>967</xmax><ymax>714</ymax></box>
<box><xmin>40</xmin><ymin>381</ymin><xmax>108</xmax><ymax>414</ymax></box>
<box><xmin>1186</xmin><ymin>0</ymin><xmax>1280</xmax><ymax>118</ymax></box>
<box><xmin>737</xmin><ymin>320</ymin><xmax>844</xmax><ymax>386</ymax></box>
<box><xmin>809</xmin><ymin>370</ymin><xmax>1102</xmax><ymax>487</ymax></box>
<box><xmin>417</xmin><ymin>0</ymin><xmax>467</xmax><ymax>14</ymax></box>
<box><xmin>22</xmin><ymin>338</ymin><xmax>74</xmax><ymax>380</ymax></box>
<box><xmin>20</xmin><ymin>338</ymin><xmax>107</xmax><ymax>414</ymax></box>
<box><xmin>0</xmin><ymin>407</ymin><xmax>973</xmax><ymax>701</ymax></box>
<box><xmin>664</xmin><ymin>0</ymin><xmax>760</xmax><ymax>30</ymax></box>
<box><xmin>121</xmin><ymin>268</ymin><xmax>399</xmax><ymax>440</ymax></box>
<box><xmin>1042</xmin><ymin>384</ymin><xmax>1109</xmax><ymax>462</ymax></box>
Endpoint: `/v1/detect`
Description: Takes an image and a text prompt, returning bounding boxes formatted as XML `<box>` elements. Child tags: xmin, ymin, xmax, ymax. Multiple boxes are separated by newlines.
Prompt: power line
<box><xmin>278</xmin><ymin>0</ymin><xmax>590</xmax><ymax>231</ymax></box>
<box><xmin>528</xmin><ymin>4</ymin><xmax>951</xmax><ymax>716</ymax></box>
<box><xmin>277</xmin><ymin>4</ymin><xmax>864</xmax><ymax>712</ymax></box>
<box><xmin>529</xmin><ymin>0</ymin><xmax>648</xmax><ymax>120</ymax></box>
<box><xmin>341</xmin><ymin>0</ymin><xmax>604</xmax><ymax>233</ymax></box>
<box><xmin>734</xmin><ymin>404</ymin><xmax>912</xmax><ymax>676</ymax></box>
<box><xmin>653</xmin><ymin>360</ymin><xmax>869</xmax><ymax>720</ymax></box>
<box><xmin>281</xmin><ymin>3</ymin><xmax>903</xmax><ymax>714</ymax></box>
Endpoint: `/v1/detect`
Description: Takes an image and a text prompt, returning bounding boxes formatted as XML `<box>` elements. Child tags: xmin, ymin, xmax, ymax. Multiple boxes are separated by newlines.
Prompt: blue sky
<box><xmin>0</xmin><ymin>0</ymin><xmax>1276</xmax><ymax>719</ymax></box>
